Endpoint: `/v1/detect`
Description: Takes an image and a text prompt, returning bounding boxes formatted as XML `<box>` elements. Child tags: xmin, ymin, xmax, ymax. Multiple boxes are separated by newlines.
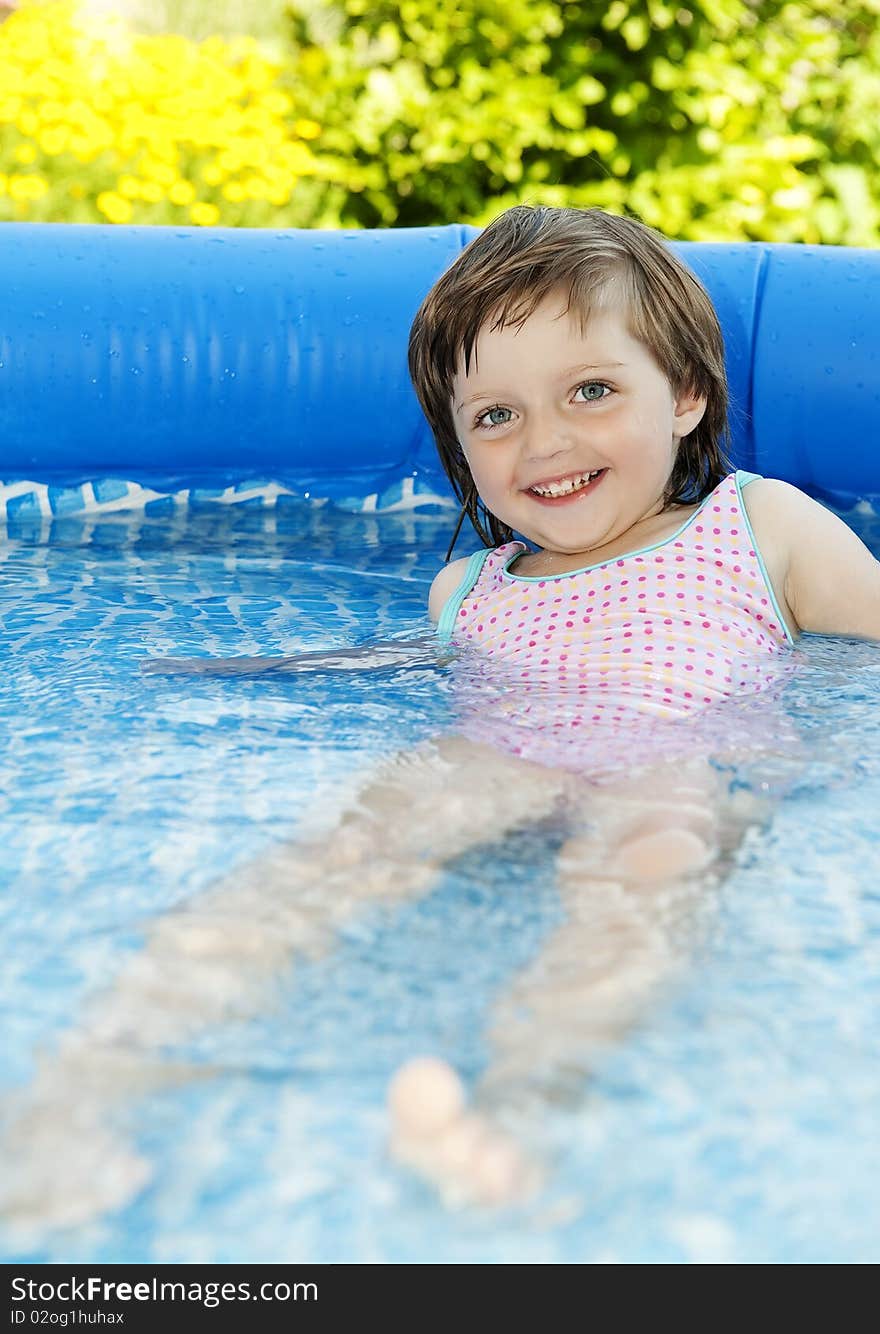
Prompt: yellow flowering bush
<box><xmin>0</xmin><ymin>0</ymin><xmax>354</xmax><ymax>226</ymax></box>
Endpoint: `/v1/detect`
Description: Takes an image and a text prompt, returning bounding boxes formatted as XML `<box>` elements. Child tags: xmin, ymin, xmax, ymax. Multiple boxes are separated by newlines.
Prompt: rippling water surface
<box><xmin>1</xmin><ymin>498</ymin><xmax>879</xmax><ymax>1262</ymax></box>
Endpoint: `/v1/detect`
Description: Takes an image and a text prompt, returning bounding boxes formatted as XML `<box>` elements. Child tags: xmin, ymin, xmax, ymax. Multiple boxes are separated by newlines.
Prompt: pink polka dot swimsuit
<box><xmin>437</xmin><ymin>471</ymin><xmax>800</xmax><ymax>778</ymax></box>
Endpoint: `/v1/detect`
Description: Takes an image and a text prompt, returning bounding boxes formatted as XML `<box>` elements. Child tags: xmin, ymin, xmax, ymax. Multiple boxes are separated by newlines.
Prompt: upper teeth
<box><xmin>531</xmin><ymin>470</ymin><xmax>601</xmax><ymax>497</ymax></box>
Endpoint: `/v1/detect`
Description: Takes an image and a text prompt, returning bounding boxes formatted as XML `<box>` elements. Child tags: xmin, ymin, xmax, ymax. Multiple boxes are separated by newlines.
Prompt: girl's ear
<box><xmin>672</xmin><ymin>387</ymin><xmax>707</xmax><ymax>440</ymax></box>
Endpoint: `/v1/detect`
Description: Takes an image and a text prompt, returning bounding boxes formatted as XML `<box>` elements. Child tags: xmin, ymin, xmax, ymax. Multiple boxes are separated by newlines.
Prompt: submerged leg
<box><xmin>391</xmin><ymin>757</ymin><xmax>776</xmax><ymax>1208</ymax></box>
<box><xmin>481</xmin><ymin>757</ymin><xmax>757</xmax><ymax>1102</ymax></box>
<box><xmin>77</xmin><ymin>733</ymin><xmax>573</xmax><ymax>1047</ymax></box>
<box><xmin>0</xmin><ymin>734</ymin><xmax>572</xmax><ymax>1234</ymax></box>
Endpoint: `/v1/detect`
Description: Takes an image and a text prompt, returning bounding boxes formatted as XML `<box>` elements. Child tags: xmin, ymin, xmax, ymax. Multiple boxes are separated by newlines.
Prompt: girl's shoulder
<box><xmin>428</xmin><ymin>555</ymin><xmax>474</xmax><ymax>623</ymax></box>
<box><xmin>734</xmin><ymin>474</ymin><xmax>798</xmax><ymax>635</ymax></box>
<box><xmin>741</xmin><ymin>477</ymin><xmax>837</xmax><ymax>642</ymax></box>
<box><xmin>428</xmin><ymin>542</ymin><xmax>522</xmax><ymax>623</ymax></box>
<box><xmin>739</xmin><ymin>475</ymin><xmax>880</xmax><ymax>641</ymax></box>
<box><xmin>736</xmin><ymin>473</ymin><xmax>794</xmax><ymax>568</ymax></box>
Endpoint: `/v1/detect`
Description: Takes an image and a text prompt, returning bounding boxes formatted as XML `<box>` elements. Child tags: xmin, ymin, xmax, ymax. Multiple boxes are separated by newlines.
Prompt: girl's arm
<box><xmin>142</xmin><ymin>554</ymin><xmax>475</xmax><ymax>674</ymax></box>
<box><xmin>759</xmin><ymin>480</ymin><xmax>880</xmax><ymax>642</ymax></box>
<box><xmin>140</xmin><ymin>635</ymin><xmax>446</xmax><ymax>676</ymax></box>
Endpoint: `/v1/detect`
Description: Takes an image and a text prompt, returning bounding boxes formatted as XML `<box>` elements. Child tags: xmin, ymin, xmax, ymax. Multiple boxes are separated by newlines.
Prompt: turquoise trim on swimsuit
<box><xmin>734</xmin><ymin>469</ymin><xmax>797</xmax><ymax>647</ymax></box>
<box><xmin>502</xmin><ymin>483</ymin><xmax>725</xmax><ymax>582</ymax></box>
<box><xmin>437</xmin><ymin>470</ymin><xmax>796</xmax><ymax>648</ymax></box>
<box><xmin>500</xmin><ymin>472</ymin><xmax>794</xmax><ymax>650</ymax></box>
<box><xmin>436</xmin><ymin>547</ymin><xmax>493</xmax><ymax>646</ymax></box>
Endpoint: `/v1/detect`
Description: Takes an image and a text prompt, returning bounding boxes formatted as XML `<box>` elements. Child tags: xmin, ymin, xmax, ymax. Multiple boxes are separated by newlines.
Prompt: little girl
<box><xmin>383</xmin><ymin>204</ymin><xmax>880</xmax><ymax>1200</ymax></box>
<box><xmin>412</xmin><ymin>204</ymin><xmax>880</xmax><ymax>770</ymax></box>
<box><xmin>5</xmin><ymin>207</ymin><xmax>880</xmax><ymax>1228</ymax></box>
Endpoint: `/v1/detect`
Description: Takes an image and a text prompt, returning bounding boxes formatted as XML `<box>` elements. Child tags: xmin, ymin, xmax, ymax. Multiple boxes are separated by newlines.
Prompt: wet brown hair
<box><xmin>407</xmin><ymin>205</ymin><xmax>733</xmax><ymax>558</ymax></box>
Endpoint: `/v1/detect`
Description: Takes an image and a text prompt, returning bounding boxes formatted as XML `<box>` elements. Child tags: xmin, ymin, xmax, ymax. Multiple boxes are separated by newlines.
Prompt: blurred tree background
<box><xmin>0</xmin><ymin>0</ymin><xmax>877</xmax><ymax>241</ymax></box>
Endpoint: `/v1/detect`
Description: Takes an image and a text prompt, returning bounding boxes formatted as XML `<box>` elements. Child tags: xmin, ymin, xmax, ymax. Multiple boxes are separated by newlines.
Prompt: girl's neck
<box><xmin>512</xmin><ymin>498</ymin><xmax>699</xmax><ymax>577</ymax></box>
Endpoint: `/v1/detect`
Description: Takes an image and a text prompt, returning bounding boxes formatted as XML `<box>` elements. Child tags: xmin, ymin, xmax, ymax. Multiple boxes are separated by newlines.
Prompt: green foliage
<box><xmin>281</xmin><ymin>0</ymin><xmax>880</xmax><ymax>242</ymax></box>
<box><xmin>6</xmin><ymin>0</ymin><xmax>876</xmax><ymax>239</ymax></box>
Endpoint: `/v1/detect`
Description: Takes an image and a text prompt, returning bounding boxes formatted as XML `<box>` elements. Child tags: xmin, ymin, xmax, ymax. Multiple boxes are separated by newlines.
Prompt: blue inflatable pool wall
<box><xmin>0</xmin><ymin>223</ymin><xmax>878</xmax><ymax>518</ymax></box>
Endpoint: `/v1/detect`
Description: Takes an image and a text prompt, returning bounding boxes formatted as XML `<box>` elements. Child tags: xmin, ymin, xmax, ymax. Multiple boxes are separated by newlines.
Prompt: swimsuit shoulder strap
<box><xmin>436</xmin><ymin>543</ymin><xmax>524</xmax><ymax>644</ymax></box>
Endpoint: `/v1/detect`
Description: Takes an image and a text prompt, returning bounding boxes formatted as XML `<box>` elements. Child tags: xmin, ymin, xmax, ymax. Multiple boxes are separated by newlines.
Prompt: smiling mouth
<box><xmin>527</xmin><ymin>469</ymin><xmax>607</xmax><ymax>500</ymax></box>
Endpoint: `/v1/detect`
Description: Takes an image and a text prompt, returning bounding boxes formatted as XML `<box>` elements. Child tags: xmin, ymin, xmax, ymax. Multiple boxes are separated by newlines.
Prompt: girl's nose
<box><xmin>521</xmin><ymin>407</ymin><xmax>578</xmax><ymax>460</ymax></box>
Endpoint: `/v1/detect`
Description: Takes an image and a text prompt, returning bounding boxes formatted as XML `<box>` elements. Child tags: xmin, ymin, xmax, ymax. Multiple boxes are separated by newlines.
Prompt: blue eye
<box><xmin>474</xmin><ymin>405</ymin><xmax>512</xmax><ymax>430</ymax></box>
<box><xmin>578</xmin><ymin>382</ymin><xmax>610</xmax><ymax>401</ymax></box>
<box><xmin>472</xmin><ymin>382</ymin><xmax>611</xmax><ymax>432</ymax></box>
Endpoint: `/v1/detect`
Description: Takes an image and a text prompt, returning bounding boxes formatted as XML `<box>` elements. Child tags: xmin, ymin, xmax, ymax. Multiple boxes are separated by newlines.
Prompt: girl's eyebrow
<box><xmin>560</xmin><ymin>360</ymin><xmax>625</xmax><ymax>375</ymax></box>
<box><xmin>455</xmin><ymin>361</ymin><xmax>626</xmax><ymax>411</ymax></box>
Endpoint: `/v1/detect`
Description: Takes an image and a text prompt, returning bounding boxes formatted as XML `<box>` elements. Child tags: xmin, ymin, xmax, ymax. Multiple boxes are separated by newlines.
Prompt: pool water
<box><xmin>1</xmin><ymin>496</ymin><xmax>879</xmax><ymax>1262</ymax></box>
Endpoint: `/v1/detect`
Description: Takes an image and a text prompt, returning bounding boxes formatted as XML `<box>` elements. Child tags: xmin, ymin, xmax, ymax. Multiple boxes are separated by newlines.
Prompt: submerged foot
<box><xmin>387</xmin><ymin>1057</ymin><xmax>541</xmax><ymax>1209</ymax></box>
<box><xmin>0</xmin><ymin>1100</ymin><xmax>151</xmax><ymax>1238</ymax></box>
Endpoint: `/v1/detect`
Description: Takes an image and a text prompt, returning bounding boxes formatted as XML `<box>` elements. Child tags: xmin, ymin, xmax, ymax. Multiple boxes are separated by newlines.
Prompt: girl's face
<box><xmin>451</xmin><ymin>290</ymin><xmax>707</xmax><ymax>559</ymax></box>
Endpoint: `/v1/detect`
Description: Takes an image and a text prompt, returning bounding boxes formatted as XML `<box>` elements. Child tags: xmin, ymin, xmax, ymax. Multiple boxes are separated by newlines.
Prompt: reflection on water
<box><xmin>0</xmin><ymin>498</ymin><xmax>879</xmax><ymax>1260</ymax></box>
